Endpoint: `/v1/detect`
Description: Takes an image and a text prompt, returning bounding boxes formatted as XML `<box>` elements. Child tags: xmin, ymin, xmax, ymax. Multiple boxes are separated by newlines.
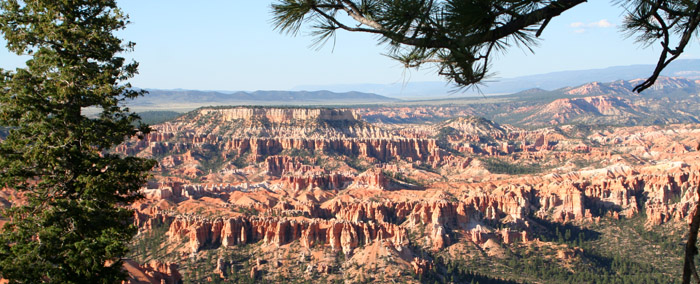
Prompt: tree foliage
<box><xmin>0</xmin><ymin>0</ymin><xmax>155</xmax><ymax>282</ymax></box>
<box><xmin>271</xmin><ymin>0</ymin><xmax>700</xmax><ymax>93</ymax></box>
<box><xmin>620</xmin><ymin>0</ymin><xmax>700</xmax><ymax>91</ymax></box>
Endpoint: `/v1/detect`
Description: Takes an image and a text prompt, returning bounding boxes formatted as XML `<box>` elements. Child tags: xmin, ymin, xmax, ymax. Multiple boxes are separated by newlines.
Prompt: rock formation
<box><xmin>113</xmin><ymin>106</ymin><xmax>700</xmax><ymax>282</ymax></box>
<box><xmin>122</xmin><ymin>259</ymin><xmax>181</xmax><ymax>284</ymax></box>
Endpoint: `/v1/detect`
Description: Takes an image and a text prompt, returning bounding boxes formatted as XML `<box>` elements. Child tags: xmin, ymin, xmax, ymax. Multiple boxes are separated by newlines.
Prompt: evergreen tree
<box><xmin>0</xmin><ymin>0</ymin><xmax>155</xmax><ymax>282</ymax></box>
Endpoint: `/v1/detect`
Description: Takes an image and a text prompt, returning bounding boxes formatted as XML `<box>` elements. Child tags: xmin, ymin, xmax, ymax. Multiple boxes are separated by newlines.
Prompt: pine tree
<box><xmin>0</xmin><ymin>0</ymin><xmax>155</xmax><ymax>282</ymax></box>
<box><xmin>271</xmin><ymin>0</ymin><xmax>700</xmax><ymax>92</ymax></box>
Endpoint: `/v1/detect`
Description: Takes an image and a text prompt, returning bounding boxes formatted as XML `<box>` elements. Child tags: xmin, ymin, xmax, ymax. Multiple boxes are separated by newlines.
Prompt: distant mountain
<box><xmin>487</xmin><ymin>76</ymin><xmax>700</xmax><ymax>126</ymax></box>
<box><xmin>563</xmin><ymin>81</ymin><xmax>635</xmax><ymax>97</ymax></box>
<box><xmin>520</xmin><ymin>96</ymin><xmax>639</xmax><ymax>125</ymax></box>
<box><xmin>349</xmin><ymin>76</ymin><xmax>700</xmax><ymax>127</ymax></box>
<box><xmin>559</xmin><ymin>77</ymin><xmax>699</xmax><ymax>98</ymax></box>
<box><xmin>292</xmin><ymin>59</ymin><xmax>700</xmax><ymax>99</ymax></box>
<box><xmin>130</xmin><ymin>75</ymin><xmax>700</xmax><ymax>127</ymax></box>
<box><xmin>128</xmin><ymin>89</ymin><xmax>399</xmax><ymax>109</ymax></box>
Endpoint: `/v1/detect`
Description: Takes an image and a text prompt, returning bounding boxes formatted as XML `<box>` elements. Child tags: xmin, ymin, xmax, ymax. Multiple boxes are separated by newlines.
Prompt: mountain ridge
<box><xmin>292</xmin><ymin>59</ymin><xmax>700</xmax><ymax>98</ymax></box>
<box><xmin>127</xmin><ymin>89</ymin><xmax>399</xmax><ymax>109</ymax></box>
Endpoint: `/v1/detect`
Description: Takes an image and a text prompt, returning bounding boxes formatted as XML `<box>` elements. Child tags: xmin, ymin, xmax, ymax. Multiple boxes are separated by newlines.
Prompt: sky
<box><xmin>1</xmin><ymin>1</ymin><xmax>700</xmax><ymax>91</ymax></box>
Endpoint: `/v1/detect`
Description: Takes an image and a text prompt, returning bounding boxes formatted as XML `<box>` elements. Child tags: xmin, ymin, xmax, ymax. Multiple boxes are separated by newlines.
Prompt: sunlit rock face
<box><xmin>105</xmin><ymin>106</ymin><xmax>700</xmax><ymax>282</ymax></box>
<box><xmin>122</xmin><ymin>259</ymin><xmax>182</xmax><ymax>284</ymax></box>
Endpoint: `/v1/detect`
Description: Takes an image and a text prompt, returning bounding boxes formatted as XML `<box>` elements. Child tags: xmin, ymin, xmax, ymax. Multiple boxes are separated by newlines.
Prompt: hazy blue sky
<box><xmin>2</xmin><ymin>1</ymin><xmax>699</xmax><ymax>91</ymax></box>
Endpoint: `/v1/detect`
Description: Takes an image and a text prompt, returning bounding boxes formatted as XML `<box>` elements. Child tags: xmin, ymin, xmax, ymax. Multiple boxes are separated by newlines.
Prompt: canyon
<box><xmin>105</xmin><ymin>105</ymin><xmax>700</xmax><ymax>283</ymax></box>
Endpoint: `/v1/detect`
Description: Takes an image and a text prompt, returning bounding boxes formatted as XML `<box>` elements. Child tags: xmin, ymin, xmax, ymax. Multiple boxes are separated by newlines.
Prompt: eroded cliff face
<box><xmin>133</xmin><ymin>161</ymin><xmax>700</xmax><ymax>255</ymax></box>
<box><xmin>198</xmin><ymin>108</ymin><xmax>360</xmax><ymax>123</ymax></box>
<box><xmin>127</xmin><ymin>135</ymin><xmax>443</xmax><ymax>164</ymax></box>
<box><xmin>117</xmin><ymin>107</ymin><xmax>700</xmax><ymax>283</ymax></box>
<box><xmin>166</xmin><ymin>216</ymin><xmax>409</xmax><ymax>256</ymax></box>
<box><xmin>122</xmin><ymin>259</ymin><xmax>181</xmax><ymax>284</ymax></box>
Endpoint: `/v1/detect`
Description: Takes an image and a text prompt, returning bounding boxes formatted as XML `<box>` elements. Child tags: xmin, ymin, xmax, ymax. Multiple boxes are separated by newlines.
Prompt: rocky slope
<box><xmin>110</xmin><ymin>106</ymin><xmax>700</xmax><ymax>283</ymax></box>
<box><xmin>122</xmin><ymin>259</ymin><xmax>182</xmax><ymax>284</ymax></box>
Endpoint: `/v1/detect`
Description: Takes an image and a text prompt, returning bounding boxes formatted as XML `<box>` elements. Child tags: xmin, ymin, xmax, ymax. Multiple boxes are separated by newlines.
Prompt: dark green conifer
<box><xmin>0</xmin><ymin>0</ymin><xmax>154</xmax><ymax>282</ymax></box>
